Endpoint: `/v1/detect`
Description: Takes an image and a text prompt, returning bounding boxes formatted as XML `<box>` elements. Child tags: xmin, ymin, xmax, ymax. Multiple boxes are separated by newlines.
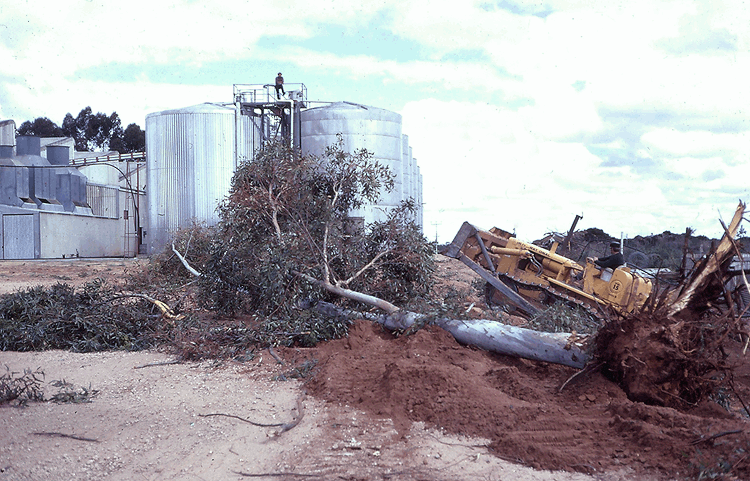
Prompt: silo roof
<box><xmin>146</xmin><ymin>102</ymin><xmax>234</xmax><ymax>119</ymax></box>
<box><xmin>302</xmin><ymin>101</ymin><xmax>401</xmax><ymax>121</ymax></box>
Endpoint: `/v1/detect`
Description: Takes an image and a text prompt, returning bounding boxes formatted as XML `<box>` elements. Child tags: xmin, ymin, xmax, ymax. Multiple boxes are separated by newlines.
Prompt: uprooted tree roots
<box><xmin>594</xmin><ymin>308</ymin><xmax>738</xmax><ymax>408</ymax></box>
<box><xmin>593</xmin><ymin>202</ymin><xmax>749</xmax><ymax>408</ymax></box>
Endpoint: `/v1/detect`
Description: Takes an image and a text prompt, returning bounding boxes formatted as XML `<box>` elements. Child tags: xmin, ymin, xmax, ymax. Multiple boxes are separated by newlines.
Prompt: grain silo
<box><xmin>300</xmin><ymin>102</ymin><xmax>405</xmax><ymax>225</ymax></box>
<box><xmin>401</xmin><ymin>135</ymin><xmax>412</xmax><ymax>203</ymax></box>
<box><xmin>146</xmin><ymin>91</ymin><xmax>424</xmax><ymax>252</ymax></box>
<box><xmin>416</xmin><ymin>164</ymin><xmax>423</xmax><ymax>228</ymax></box>
<box><xmin>145</xmin><ymin>102</ymin><xmax>258</xmax><ymax>253</ymax></box>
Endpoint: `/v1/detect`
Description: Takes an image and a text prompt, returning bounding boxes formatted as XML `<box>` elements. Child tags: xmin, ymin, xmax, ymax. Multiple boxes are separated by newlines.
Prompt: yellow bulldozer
<box><xmin>443</xmin><ymin>222</ymin><xmax>653</xmax><ymax>319</ymax></box>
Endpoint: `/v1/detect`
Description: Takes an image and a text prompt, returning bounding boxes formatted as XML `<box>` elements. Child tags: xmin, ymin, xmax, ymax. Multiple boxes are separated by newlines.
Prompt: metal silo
<box><xmin>401</xmin><ymin>134</ymin><xmax>412</xmax><ymax>203</ymax></box>
<box><xmin>300</xmin><ymin>102</ymin><xmax>403</xmax><ymax>224</ymax></box>
<box><xmin>417</xmin><ymin>165</ymin><xmax>423</xmax><ymax>229</ymax></box>
<box><xmin>146</xmin><ymin>102</ymin><xmax>257</xmax><ymax>254</ymax></box>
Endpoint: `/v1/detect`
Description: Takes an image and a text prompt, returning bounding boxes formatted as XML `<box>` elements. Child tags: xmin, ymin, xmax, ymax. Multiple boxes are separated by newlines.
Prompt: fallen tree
<box><xmin>163</xmin><ymin>138</ymin><xmax>590</xmax><ymax>367</ymax></box>
<box><xmin>385</xmin><ymin>312</ymin><xmax>589</xmax><ymax>368</ymax></box>
<box><xmin>302</xmin><ymin>300</ymin><xmax>589</xmax><ymax>368</ymax></box>
<box><xmin>168</xmin><ymin>138</ymin><xmax>748</xmax><ymax>398</ymax></box>
<box><xmin>300</xmin><ymin>202</ymin><xmax>748</xmax><ymax>379</ymax></box>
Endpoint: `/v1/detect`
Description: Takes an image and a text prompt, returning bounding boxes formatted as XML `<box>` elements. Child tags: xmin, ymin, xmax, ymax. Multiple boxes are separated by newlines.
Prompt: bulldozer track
<box><xmin>488</xmin><ymin>272</ymin><xmax>604</xmax><ymax>321</ymax></box>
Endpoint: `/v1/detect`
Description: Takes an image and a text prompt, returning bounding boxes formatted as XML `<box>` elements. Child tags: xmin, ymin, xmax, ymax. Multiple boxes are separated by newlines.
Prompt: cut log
<box><xmin>436</xmin><ymin>319</ymin><xmax>588</xmax><ymax>369</ymax></box>
<box><xmin>333</xmin><ymin>303</ymin><xmax>589</xmax><ymax>369</ymax></box>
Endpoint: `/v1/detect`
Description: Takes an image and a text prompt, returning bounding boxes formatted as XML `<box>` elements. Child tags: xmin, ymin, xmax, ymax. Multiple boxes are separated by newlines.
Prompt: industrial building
<box><xmin>0</xmin><ymin>120</ymin><xmax>145</xmax><ymax>259</ymax></box>
<box><xmin>0</xmin><ymin>82</ymin><xmax>423</xmax><ymax>258</ymax></box>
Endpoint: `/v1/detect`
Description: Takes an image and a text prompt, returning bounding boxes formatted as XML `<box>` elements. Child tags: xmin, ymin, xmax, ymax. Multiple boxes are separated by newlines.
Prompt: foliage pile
<box><xmin>526</xmin><ymin>301</ymin><xmax>600</xmax><ymax>335</ymax></box>
<box><xmin>125</xmin><ymin>222</ymin><xmax>215</xmax><ymax>307</ymax></box>
<box><xmin>1</xmin><ymin>366</ymin><xmax>100</xmax><ymax>406</ymax></box>
<box><xmin>0</xmin><ymin>280</ymin><xmax>166</xmax><ymax>352</ymax></box>
<box><xmin>169</xmin><ymin>311</ymin><xmax>351</xmax><ymax>362</ymax></box>
<box><xmin>0</xmin><ymin>366</ymin><xmax>45</xmax><ymax>406</ymax></box>
<box><xmin>0</xmin><ymin>138</ymin><xmax>434</xmax><ymax>359</ymax></box>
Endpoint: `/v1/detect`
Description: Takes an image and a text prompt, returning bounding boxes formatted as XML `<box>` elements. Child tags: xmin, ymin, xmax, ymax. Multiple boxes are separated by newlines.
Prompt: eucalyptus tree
<box><xmin>198</xmin><ymin>136</ymin><xmax>434</xmax><ymax>334</ymax></box>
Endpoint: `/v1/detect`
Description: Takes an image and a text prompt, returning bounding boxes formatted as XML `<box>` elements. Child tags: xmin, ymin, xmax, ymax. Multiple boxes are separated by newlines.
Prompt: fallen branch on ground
<box><xmin>32</xmin><ymin>432</ymin><xmax>99</xmax><ymax>442</ymax></box>
<box><xmin>98</xmin><ymin>293</ymin><xmax>184</xmax><ymax>323</ymax></box>
<box><xmin>198</xmin><ymin>412</ymin><xmax>285</xmax><ymax>428</ymax></box>
<box><xmin>233</xmin><ymin>471</ymin><xmax>321</xmax><ymax>478</ymax></box>
<box><xmin>199</xmin><ymin>394</ymin><xmax>306</xmax><ymax>434</ymax></box>
<box><xmin>133</xmin><ymin>360</ymin><xmax>180</xmax><ymax>369</ymax></box>
<box><xmin>268</xmin><ymin>347</ymin><xmax>285</xmax><ymax>365</ymax></box>
<box><xmin>690</xmin><ymin>430</ymin><xmax>743</xmax><ymax>445</ymax></box>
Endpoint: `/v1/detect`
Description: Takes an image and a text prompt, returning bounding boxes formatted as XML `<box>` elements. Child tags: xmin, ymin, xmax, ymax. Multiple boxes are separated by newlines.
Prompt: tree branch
<box><xmin>268</xmin><ymin>182</ymin><xmax>283</xmax><ymax>242</ymax></box>
<box><xmin>293</xmin><ymin>270</ymin><xmax>400</xmax><ymax>314</ymax></box>
<box><xmin>338</xmin><ymin>249</ymin><xmax>392</xmax><ymax>288</ymax></box>
<box><xmin>322</xmin><ymin>188</ymin><xmax>341</xmax><ymax>284</ymax></box>
<box><xmin>172</xmin><ymin>242</ymin><xmax>202</xmax><ymax>277</ymax></box>
<box><xmin>668</xmin><ymin>202</ymin><xmax>745</xmax><ymax>317</ymax></box>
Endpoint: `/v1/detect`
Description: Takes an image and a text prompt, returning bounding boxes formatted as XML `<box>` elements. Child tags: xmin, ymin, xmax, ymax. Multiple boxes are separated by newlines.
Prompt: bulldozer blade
<box><xmin>456</xmin><ymin>252</ymin><xmax>539</xmax><ymax>318</ymax></box>
<box><xmin>442</xmin><ymin>221</ymin><xmax>477</xmax><ymax>259</ymax></box>
<box><xmin>442</xmin><ymin>221</ymin><xmax>539</xmax><ymax>317</ymax></box>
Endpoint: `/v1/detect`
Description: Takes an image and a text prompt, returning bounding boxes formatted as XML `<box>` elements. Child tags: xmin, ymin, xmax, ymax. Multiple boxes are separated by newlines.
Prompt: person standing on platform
<box><xmin>275</xmin><ymin>72</ymin><xmax>285</xmax><ymax>99</ymax></box>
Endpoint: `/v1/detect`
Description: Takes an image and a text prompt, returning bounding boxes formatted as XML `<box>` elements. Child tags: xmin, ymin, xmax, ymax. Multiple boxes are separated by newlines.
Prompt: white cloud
<box><xmin>1</xmin><ymin>78</ymin><xmax>228</xmax><ymax>128</ymax></box>
<box><xmin>642</xmin><ymin>129</ymin><xmax>750</xmax><ymax>158</ymax></box>
<box><xmin>1</xmin><ymin>0</ymin><xmax>749</xmax><ymax>244</ymax></box>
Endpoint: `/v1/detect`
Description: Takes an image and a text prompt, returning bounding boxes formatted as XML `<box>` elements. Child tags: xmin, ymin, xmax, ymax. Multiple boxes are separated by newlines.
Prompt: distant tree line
<box><xmin>16</xmin><ymin>107</ymin><xmax>145</xmax><ymax>154</ymax></box>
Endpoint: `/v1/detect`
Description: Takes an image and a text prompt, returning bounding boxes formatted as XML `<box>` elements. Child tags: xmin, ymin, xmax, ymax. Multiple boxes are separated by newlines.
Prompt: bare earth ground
<box><xmin>1</xmin><ymin>257</ymin><xmax>749</xmax><ymax>480</ymax></box>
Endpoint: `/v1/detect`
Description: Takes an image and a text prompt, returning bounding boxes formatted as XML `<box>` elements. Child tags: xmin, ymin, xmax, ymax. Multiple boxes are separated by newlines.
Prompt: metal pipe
<box><xmin>489</xmin><ymin>247</ymin><xmax>532</xmax><ymax>258</ymax></box>
<box><xmin>475</xmin><ymin>232</ymin><xmax>497</xmax><ymax>274</ymax></box>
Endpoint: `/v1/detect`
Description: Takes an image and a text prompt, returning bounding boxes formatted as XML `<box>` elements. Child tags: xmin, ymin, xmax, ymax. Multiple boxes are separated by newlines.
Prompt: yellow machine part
<box><xmin>582</xmin><ymin>260</ymin><xmax>652</xmax><ymax>314</ymax></box>
<box><xmin>495</xmin><ymin>238</ymin><xmax>583</xmax><ymax>287</ymax></box>
<box><xmin>458</xmin><ymin>225</ymin><xmax>652</xmax><ymax>315</ymax></box>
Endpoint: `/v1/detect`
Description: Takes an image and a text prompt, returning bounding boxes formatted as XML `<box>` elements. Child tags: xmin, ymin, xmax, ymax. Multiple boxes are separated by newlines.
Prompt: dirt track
<box><xmin>1</xmin><ymin>257</ymin><xmax>750</xmax><ymax>480</ymax></box>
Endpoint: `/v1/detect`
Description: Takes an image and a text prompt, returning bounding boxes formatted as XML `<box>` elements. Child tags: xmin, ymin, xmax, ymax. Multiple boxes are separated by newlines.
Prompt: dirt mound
<box><xmin>290</xmin><ymin>320</ymin><xmax>750</xmax><ymax>479</ymax></box>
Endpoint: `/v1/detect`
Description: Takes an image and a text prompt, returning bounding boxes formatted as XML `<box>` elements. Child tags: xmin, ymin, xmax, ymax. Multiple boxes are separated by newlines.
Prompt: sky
<box><xmin>1</xmin><ymin>0</ymin><xmax>749</xmax><ymax>245</ymax></box>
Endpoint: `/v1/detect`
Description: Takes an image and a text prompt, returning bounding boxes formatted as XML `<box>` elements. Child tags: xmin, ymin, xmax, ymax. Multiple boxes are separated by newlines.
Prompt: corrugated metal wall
<box><xmin>300</xmin><ymin>102</ymin><xmax>407</xmax><ymax>225</ymax></box>
<box><xmin>2</xmin><ymin>213</ymin><xmax>35</xmax><ymax>259</ymax></box>
<box><xmin>146</xmin><ymin>103</ymin><xmax>257</xmax><ymax>254</ymax></box>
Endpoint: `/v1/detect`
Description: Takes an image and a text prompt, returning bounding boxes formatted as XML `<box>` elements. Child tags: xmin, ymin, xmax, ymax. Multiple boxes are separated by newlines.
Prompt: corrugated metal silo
<box><xmin>408</xmin><ymin>146</ymin><xmax>416</xmax><ymax>203</ymax></box>
<box><xmin>146</xmin><ymin>102</ymin><xmax>257</xmax><ymax>254</ymax></box>
<box><xmin>300</xmin><ymin>102</ymin><xmax>403</xmax><ymax>224</ymax></box>
<box><xmin>417</xmin><ymin>165</ymin><xmax>423</xmax><ymax>228</ymax></box>
<box><xmin>401</xmin><ymin>135</ymin><xmax>412</xmax><ymax>204</ymax></box>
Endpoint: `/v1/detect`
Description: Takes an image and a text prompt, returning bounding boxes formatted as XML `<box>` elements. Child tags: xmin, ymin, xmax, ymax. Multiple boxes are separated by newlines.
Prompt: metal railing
<box><xmin>233</xmin><ymin>83</ymin><xmax>307</xmax><ymax>105</ymax></box>
<box><xmin>70</xmin><ymin>151</ymin><xmax>145</xmax><ymax>166</ymax></box>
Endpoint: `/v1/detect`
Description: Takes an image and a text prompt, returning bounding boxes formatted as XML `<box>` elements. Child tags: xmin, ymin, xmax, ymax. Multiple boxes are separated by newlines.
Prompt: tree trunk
<box><xmin>436</xmin><ymin>319</ymin><xmax>588</xmax><ymax>368</ymax></box>
<box><xmin>336</xmin><ymin>305</ymin><xmax>589</xmax><ymax>369</ymax></box>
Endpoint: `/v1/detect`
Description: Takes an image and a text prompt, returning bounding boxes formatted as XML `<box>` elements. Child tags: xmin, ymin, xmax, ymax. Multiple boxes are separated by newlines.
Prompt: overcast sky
<box><xmin>2</xmin><ymin>0</ymin><xmax>749</xmax><ymax>244</ymax></box>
